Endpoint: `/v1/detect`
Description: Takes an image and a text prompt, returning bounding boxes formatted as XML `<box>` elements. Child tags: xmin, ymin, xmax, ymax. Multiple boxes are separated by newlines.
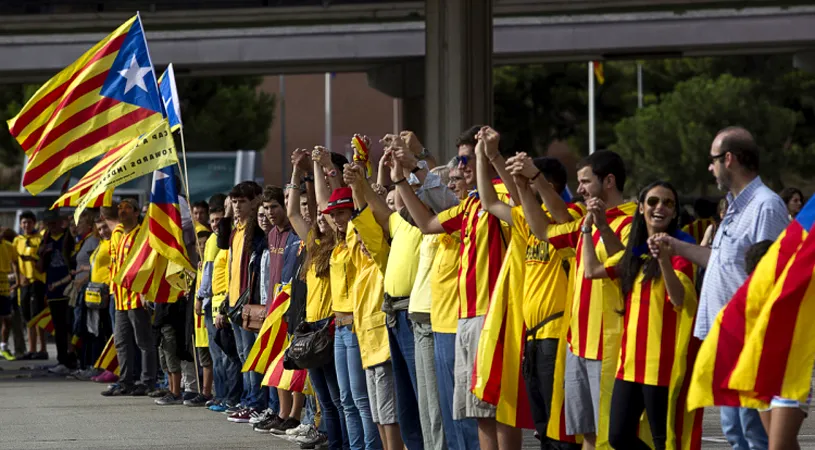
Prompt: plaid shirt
<box><xmin>695</xmin><ymin>177</ymin><xmax>789</xmax><ymax>339</ymax></box>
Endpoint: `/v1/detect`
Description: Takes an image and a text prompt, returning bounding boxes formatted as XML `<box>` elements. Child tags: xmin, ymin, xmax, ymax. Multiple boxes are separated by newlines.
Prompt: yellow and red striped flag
<box><xmin>681</xmin><ymin>218</ymin><xmax>715</xmax><ymax>245</ymax></box>
<box><xmin>94</xmin><ymin>335</ymin><xmax>120</xmax><ymax>376</ymax></box>
<box><xmin>8</xmin><ymin>14</ymin><xmax>165</xmax><ymax>195</ymax></box>
<box><xmin>28</xmin><ymin>307</ymin><xmax>54</xmax><ymax>334</ymax></box>
<box><xmin>593</xmin><ymin>61</ymin><xmax>605</xmax><ymax>85</ymax></box>
<box><xmin>263</xmin><ymin>346</ymin><xmax>311</xmax><ymax>394</ymax></box>
<box><xmin>114</xmin><ymin>166</ymin><xmax>194</xmax><ymax>302</ymax></box>
<box><xmin>689</xmin><ymin>197</ymin><xmax>815</xmax><ymax>410</ymax></box>
<box><xmin>471</xmin><ymin>223</ymin><xmax>533</xmax><ymax>429</ymax></box>
<box><xmin>243</xmin><ymin>284</ymin><xmax>291</xmax><ymax>374</ymax></box>
<box><xmin>51</xmin><ymin>141</ymin><xmax>130</xmax><ymax>208</ymax></box>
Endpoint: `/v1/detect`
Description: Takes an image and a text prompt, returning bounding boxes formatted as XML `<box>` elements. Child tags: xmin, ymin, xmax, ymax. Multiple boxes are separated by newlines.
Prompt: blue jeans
<box><xmin>434</xmin><ymin>332</ymin><xmax>479</xmax><ymax>450</ymax></box>
<box><xmin>387</xmin><ymin>311</ymin><xmax>423</xmax><ymax>449</ymax></box>
<box><xmin>310</xmin><ymin>330</ymin><xmax>349</xmax><ymax>450</ymax></box>
<box><xmin>335</xmin><ymin>325</ymin><xmax>381</xmax><ymax>450</ymax></box>
<box><xmin>205</xmin><ymin>304</ymin><xmax>242</xmax><ymax>404</ymax></box>
<box><xmin>232</xmin><ymin>322</ymin><xmax>265</xmax><ymax>410</ymax></box>
<box><xmin>720</xmin><ymin>407</ymin><xmax>768</xmax><ymax>450</ymax></box>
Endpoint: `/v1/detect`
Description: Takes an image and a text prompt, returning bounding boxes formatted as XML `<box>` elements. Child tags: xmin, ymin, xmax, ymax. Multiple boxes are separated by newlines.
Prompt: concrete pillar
<box><xmin>425</xmin><ymin>0</ymin><xmax>493</xmax><ymax>163</ymax></box>
<box><xmin>366</xmin><ymin>60</ymin><xmax>426</xmax><ymax>143</ymax></box>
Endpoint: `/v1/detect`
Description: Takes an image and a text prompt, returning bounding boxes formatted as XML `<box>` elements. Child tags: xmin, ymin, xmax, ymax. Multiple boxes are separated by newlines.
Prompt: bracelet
<box><xmin>285</xmin><ymin>183</ymin><xmax>299</xmax><ymax>191</ymax></box>
<box><xmin>488</xmin><ymin>154</ymin><xmax>500</xmax><ymax>163</ymax></box>
<box><xmin>530</xmin><ymin>172</ymin><xmax>541</xmax><ymax>181</ymax></box>
<box><xmin>327</xmin><ymin>169</ymin><xmax>338</xmax><ymax>177</ymax></box>
<box><xmin>410</xmin><ymin>165</ymin><xmax>422</xmax><ymax>174</ymax></box>
<box><xmin>393</xmin><ymin>177</ymin><xmax>408</xmax><ymax>185</ymax></box>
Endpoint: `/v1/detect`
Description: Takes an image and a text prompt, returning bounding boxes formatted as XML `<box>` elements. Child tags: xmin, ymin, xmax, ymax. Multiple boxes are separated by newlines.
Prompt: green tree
<box><xmin>611</xmin><ymin>74</ymin><xmax>799</xmax><ymax>195</ymax></box>
<box><xmin>175</xmin><ymin>76</ymin><xmax>276</xmax><ymax>152</ymax></box>
<box><xmin>0</xmin><ymin>84</ymin><xmax>39</xmax><ymax>189</ymax></box>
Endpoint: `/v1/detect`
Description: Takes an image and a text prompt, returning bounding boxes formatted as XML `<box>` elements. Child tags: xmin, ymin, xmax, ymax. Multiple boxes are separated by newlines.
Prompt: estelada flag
<box><xmin>471</xmin><ymin>214</ymin><xmax>533</xmax><ymax>429</ymax></box>
<box><xmin>688</xmin><ymin>196</ymin><xmax>815</xmax><ymax>410</ymax></box>
<box><xmin>682</xmin><ymin>218</ymin><xmax>715</xmax><ymax>245</ymax></box>
<box><xmin>94</xmin><ymin>335</ymin><xmax>120</xmax><ymax>376</ymax></box>
<box><xmin>262</xmin><ymin>342</ymin><xmax>311</xmax><ymax>394</ymax></box>
<box><xmin>28</xmin><ymin>307</ymin><xmax>54</xmax><ymax>334</ymax></box>
<box><xmin>594</xmin><ymin>61</ymin><xmax>605</xmax><ymax>85</ymax></box>
<box><xmin>8</xmin><ymin>14</ymin><xmax>164</xmax><ymax>195</ymax></box>
<box><xmin>242</xmin><ymin>284</ymin><xmax>290</xmax><ymax>374</ymax></box>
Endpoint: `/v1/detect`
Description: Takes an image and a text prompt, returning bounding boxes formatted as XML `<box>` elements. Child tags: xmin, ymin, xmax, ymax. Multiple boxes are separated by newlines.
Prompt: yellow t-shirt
<box><xmin>383</xmin><ymin>212</ymin><xmax>422</xmax><ymax>298</ymax></box>
<box><xmin>430</xmin><ymin>233</ymin><xmax>461</xmax><ymax>334</ymax></box>
<box><xmin>204</xmin><ymin>234</ymin><xmax>228</xmax><ymax>315</ymax></box>
<box><xmin>408</xmin><ymin>234</ymin><xmax>438</xmax><ymax>315</ymax></box>
<box><xmin>12</xmin><ymin>233</ymin><xmax>45</xmax><ymax>284</ymax></box>
<box><xmin>90</xmin><ymin>240</ymin><xmax>111</xmax><ymax>284</ymax></box>
<box><xmin>513</xmin><ymin>205</ymin><xmax>585</xmax><ymax>340</ymax></box>
<box><xmin>194</xmin><ymin>262</ymin><xmax>209</xmax><ymax>347</ymax></box>
<box><xmin>0</xmin><ymin>241</ymin><xmax>16</xmax><ymax>297</ymax></box>
<box><xmin>330</xmin><ymin>223</ymin><xmax>358</xmax><ymax>314</ymax></box>
<box><xmin>304</xmin><ymin>232</ymin><xmax>333</xmax><ymax>322</ymax></box>
<box><xmin>227</xmin><ymin>222</ymin><xmax>246</xmax><ymax>308</ymax></box>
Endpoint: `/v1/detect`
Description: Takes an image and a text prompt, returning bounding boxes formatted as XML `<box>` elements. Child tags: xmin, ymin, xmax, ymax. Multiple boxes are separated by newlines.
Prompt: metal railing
<box><xmin>0</xmin><ymin>0</ymin><xmax>418</xmax><ymax>14</ymax></box>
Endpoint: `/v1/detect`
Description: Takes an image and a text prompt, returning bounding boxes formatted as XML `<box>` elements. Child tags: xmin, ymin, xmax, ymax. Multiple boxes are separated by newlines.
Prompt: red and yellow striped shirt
<box><xmin>606</xmin><ymin>253</ymin><xmax>696</xmax><ymax>386</ymax></box>
<box><xmin>110</xmin><ymin>222</ymin><xmax>143</xmax><ymax>311</ymax></box>
<box><xmin>682</xmin><ymin>218</ymin><xmax>715</xmax><ymax>245</ymax></box>
<box><xmin>437</xmin><ymin>183</ymin><xmax>510</xmax><ymax>319</ymax></box>
<box><xmin>547</xmin><ymin>201</ymin><xmax>636</xmax><ymax>360</ymax></box>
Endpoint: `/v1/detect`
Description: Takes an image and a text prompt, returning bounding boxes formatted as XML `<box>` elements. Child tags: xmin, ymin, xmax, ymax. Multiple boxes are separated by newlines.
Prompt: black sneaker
<box><xmin>183</xmin><ymin>393</ymin><xmax>212</xmax><ymax>407</ymax></box>
<box><xmin>155</xmin><ymin>392</ymin><xmax>183</xmax><ymax>406</ymax></box>
<box><xmin>101</xmin><ymin>384</ymin><xmax>132</xmax><ymax>397</ymax></box>
<box><xmin>182</xmin><ymin>391</ymin><xmax>198</xmax><ymax>401</ymax></box>
<box><xmin>33</xmin><ymin>351</ymin><xmax>49</xmax><ymax>360</ymax></box>
<box><xmin>148</xmin><ymin>389</ymin><xmax>169</xmax><ymax>398</ymax></box>
<box><xmin>271</xmin><ymin>417</ymin><xmax>300</xmax><ymax>435</ymax></box>
<box><xmin>130</xmin><ymin>384</ymin><xmax>155</xmax><ymax>396</ymax></box>
<box><xmin>18</xmin><ymin>352</ymin><xmax>35</xmax><ymax>360</ymax></box>
<box><xmin>253</xmin><ymin>415</ymin><xmax>283</xmax><ymax>434</ymax></box>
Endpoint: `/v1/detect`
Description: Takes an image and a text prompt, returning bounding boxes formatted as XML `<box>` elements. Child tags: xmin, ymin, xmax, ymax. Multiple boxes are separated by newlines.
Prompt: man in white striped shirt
<box><xmin>653</xmin><ymin>127</ymin><xmax>788</xmax><ymax>450</ymax></box>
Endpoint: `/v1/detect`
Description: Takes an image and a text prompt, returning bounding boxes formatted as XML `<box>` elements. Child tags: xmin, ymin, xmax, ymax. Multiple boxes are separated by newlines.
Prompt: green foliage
<box><xmin>175</xmin><ymin>76</ymin><xmax>276</xmax><ymax>152</ymax></box>
<box><xmin>0</xmin><ymin>84</ymin><xmax>39</xmax><ymax>189</ymax></box>
<box><xmin>611</xmin><ymin>75</ymin><xmax>798</xmax><ymax>195</ymax></box>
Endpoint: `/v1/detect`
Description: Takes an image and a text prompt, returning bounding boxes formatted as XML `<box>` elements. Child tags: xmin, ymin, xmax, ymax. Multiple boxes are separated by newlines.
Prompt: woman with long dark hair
<box><xmin>581</xmin><ymin>181</ymin><xmax>699</xmax><ymax>450</ymax></box>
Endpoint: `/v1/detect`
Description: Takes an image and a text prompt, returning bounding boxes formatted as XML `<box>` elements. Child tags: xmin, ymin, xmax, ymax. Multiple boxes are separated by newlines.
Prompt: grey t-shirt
<box><xmin>77</xmin><ymin>236</ymin><xmax>100</xmax><ymax>277</ymax></box>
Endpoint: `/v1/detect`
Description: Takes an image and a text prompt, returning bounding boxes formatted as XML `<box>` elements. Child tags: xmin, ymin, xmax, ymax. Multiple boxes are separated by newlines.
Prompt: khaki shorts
<box><xmin>453</xmin><ymin>316</ymin><xmax>496</xmax><ymax>420</ymax></box>
<box><xmin>365</xmin><ymin>363</ymin><xmax>397</xmax><ymax>425</ymax></box>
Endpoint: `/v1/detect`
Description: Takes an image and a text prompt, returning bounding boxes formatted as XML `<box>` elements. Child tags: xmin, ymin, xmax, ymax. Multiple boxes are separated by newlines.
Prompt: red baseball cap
<box><xmin>322</xmin><ymin>187</ymin><xmax>354</xmax><ymax>214</ymax></box>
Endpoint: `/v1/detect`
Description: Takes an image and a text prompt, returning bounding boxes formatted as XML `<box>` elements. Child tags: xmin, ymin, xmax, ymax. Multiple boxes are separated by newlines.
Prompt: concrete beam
<box><xmin>2</xmin><ymin>6</ymin><xmax>815</xmax><ymax>83</ymax></box>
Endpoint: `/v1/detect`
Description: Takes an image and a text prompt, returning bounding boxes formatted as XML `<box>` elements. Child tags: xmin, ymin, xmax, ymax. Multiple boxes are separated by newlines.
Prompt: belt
<box><xmin>382</xmin><ymin>294</ymin><xmax>410</xmax><ymax>328</ymax></box>
<box><xmin>336</xmin><ymin>315</ymin><xmax>354</xmax><ymax>327</ymax></box>
<box><xmin>525</xmin><ymin>312</ymin><xmax>564</xmax><ymax>339</ymax></box>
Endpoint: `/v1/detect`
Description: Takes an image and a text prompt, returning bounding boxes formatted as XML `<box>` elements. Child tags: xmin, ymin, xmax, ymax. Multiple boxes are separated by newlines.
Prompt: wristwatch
<box><xmin>581</xmin><ymin>226</ymin><xmax>592</xmax><ymax>234</ymax></box>
<box><xmin>417</xmin><ymin>148</ymin><xmax>430</xmax><ymax>160</ymax></box>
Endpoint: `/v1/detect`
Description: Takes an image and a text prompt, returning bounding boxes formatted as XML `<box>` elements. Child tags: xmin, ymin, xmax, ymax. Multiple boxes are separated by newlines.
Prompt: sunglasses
<box><xmin>645</xmin><ymin>196</ymin><xmax>676</xmax><ymax>209</ymax></box>
<box><xmin>455</xmin><ymin>155</ymin><xmax>470</xmax><ymax>166</ymax></box>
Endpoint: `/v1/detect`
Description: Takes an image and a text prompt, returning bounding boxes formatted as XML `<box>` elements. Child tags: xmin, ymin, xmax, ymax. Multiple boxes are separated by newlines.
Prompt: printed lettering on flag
<box><xmin>74</xmin><ymin>119</ymin><xmax>177</xmax><ymax>222</ymax></box>
<box><xmin>8</xmin><ymin>14</ymin><xmax>164</xmax><ymax>195</ymax></box>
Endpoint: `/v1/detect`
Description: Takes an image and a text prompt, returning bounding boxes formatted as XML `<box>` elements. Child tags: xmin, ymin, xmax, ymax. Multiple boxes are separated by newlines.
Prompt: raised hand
<box><xmin>399</xmin><ymin>130</ymin><xmax>424</xmax><ymax>155</ymax></box>
<box><xmin>480</xmin><ymin>126</ymin><xmax>500</xmax><ymax>160</ymax></box>
<box><xmin>393</xmin><ymin>145</ymin><xmax>418</xmax><ymax>171</ymax></box>
<box><xmin>506</xmin><ymin>153</ymin><xmax>539</xmax><ymax>180</ymax></box>
<box><xmin>312</xmin><ymin>146</ymin><xmax>333</xmax><ymax>170</ymax></box>
<box><xmin>585</xmin><ymin>198</ymin><xmax>608</xmax><ymax>229</ymax></box>
<box><xmin>291</xmin><ymin>148</ymin><xmax>310</xmax><ymax>173</ymax></box>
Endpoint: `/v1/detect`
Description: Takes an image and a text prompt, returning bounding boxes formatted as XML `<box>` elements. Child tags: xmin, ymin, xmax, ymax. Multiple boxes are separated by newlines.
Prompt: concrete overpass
<box><xmin>2</xmin><ymin>0</ymin><xmax>812</xmax><ymax>159</ymax></box>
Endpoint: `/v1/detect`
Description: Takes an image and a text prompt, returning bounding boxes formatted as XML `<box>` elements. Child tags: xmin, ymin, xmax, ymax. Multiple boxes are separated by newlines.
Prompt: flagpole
<box><xmin>589</xmin><ymin>61</ymin><xmax>596</xmax><ymax>154</ymax></box>
<box><xmin>637</xmin><ymin>62</ymin><xmax>643</xmax><ymax>109</ymax></box>
<box><xmin>325</xmin><ymin>72</ymin><xmax>332</xmax><ymax>148</ymax></box>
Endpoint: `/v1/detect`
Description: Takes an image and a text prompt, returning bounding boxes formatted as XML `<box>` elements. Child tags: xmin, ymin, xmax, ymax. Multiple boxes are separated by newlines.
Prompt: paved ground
<box><xmin>1</xmin><ymin>349</ymin><xmax>815</xmax><ymax>449</ymax></box>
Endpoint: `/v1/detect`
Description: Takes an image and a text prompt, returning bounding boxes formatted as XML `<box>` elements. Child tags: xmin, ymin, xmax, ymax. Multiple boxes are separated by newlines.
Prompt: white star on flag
<box><xmin>118</xmin><ymin>54</ymin><xmax>152</xmax><ymax>94</ymax></box>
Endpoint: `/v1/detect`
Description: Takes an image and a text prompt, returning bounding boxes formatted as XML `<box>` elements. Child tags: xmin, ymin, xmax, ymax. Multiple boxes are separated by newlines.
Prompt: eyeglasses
<box><xmin>645</xmin><ymin>196</ymin><xmax>676</xmax><ymax>209</ymax></box>
<box><xmin>449</xmin><ymin>176</ymin><xmax>464</xmax><ymax>183</ymax></box>
<box><xmin>709</xmin><ymin>152</ymin><xmax>728</xmax><ymax>163</ymax></box>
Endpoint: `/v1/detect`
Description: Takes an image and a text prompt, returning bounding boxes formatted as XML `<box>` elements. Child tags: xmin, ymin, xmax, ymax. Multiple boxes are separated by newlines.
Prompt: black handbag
<box><xmin>283</xmin><ymin>318</ymin><xmax>335</xmax><ymax>370</ymax></box>
<box><xmin>226</xmin><ymin>272</ymin><xmax>254</xmax><ymax>328</ymax></box>
<box><xmin>85</xmin><ymin>282</ymin><xmax>110</xmax><ymax>310</ymax></box>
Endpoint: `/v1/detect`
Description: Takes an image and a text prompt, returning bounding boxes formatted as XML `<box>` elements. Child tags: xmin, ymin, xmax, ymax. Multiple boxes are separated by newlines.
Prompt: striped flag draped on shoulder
<box><xmin>243</xmin><ymin>284</ymin><xmax>291</xmax><ymax>374</ymax></box>
<box><xmin>689</xmin><ymin>196</ymin><xmax>815</xmax><ymax>410</ymax></box>
<box><xmin>8</xmin><ymin>14</ymin><xmax>164</xmax><ymax>195</ymax></box>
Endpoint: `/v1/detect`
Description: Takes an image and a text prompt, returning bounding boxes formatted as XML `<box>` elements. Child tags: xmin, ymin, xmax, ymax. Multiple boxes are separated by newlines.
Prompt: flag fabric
<box><xmin>8</xmin><ymin>14</ymin><xmax>164</xmax><ymax>195</ymax></box>
<box><xmin>114</xmin><ymin>166</ymin><xmax>194</xmax><ymax>302</ymax></box>
<box><xmin>158</xmin><ymin>64</ymin><xmax>182</xmax><ymax>131</ymax></box>
<box><xmin>243</xmin><ymin>284</ymin><xmax>291</xmax><ymax>374</ymax></box>
<box><xmin>262</xmin><ymin>345</ymin><xmax>311</xmax><ymax>394</ymax></box>
<box><xmin>94</xmin><ymin>335</ymin><xmax>120</xmax><ymax>376</ymax></box>
<box><xmin>682</xmin><ymin>218</ymin><xmax>715</xmax><ymax>245</ymax></box>
<box><xmin>594</xmin><ymin>61</ymin><xmax>605</xmax><ymax>85</ymax></box>
<box><xmin>72</xmin><ymin>119</ymin><xmax>178</xmax><ymax>222</ymax></box>
<box><xmin>688</xmin><ymin>196</ymin><xmax>815</xmax><ymax>410</ymax></box>
<box><xmin>51</xmin><ymin>141</ymin><xmax>130</xmax><ymax>209</ymax></box>
<box><xmin>28</xmin><ymin>307</ymin><xmax>54</xmax><ymax>334</ymax></box>
<box><xmin>471</xmin><ymin>217</ymin><xmax>533</xmax><ymax>428</ymax></box>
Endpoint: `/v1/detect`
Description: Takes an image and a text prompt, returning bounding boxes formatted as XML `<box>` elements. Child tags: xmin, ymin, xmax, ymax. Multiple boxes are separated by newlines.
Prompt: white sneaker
<box><xmin>286</xmin><ymin>423</ymin><xmax>313</xmax><ymax>437</ymax></box>
<box><xmin>48</xmin><ymin>364</ymin><xmax>71</xmax><ymax>375</ymax></box>
<box><xmin>249</xmin><ymin>408</ymin><xmax>274</xmax><ymax>425</ymax></box>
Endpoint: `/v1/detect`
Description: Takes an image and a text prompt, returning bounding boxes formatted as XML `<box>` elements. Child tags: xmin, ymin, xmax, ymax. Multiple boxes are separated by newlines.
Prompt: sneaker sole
<box><xmin>253</xmin><ymin>427</ymin><xmax>275</xmax><ymax>434</ymax></box>
<box><xmin>227</xmin><ymin>418</ymin><xmax>250</xmax><ymax>423</ymax></box>
<box><xmin>270</xmin><ymin>429</ymin><xmax>291</xmax><ymax>435</ymax></box>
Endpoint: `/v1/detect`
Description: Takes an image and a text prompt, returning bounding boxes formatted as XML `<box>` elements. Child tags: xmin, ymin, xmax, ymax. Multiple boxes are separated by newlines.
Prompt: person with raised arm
<box><xmin>475</xmin><ymin>127</ymin><xmax>585</xmax><ymax>450</ymax></box>
<box><xmin>393</xmin><ymin>126</ymin><xmax>511</xmax><ymax>450</ymax></box>
<box><xmin>580</xmin><ymin>181</ymin><xmax>700</xmax><ymax>450</ymax></box>
<box><xmin>507</xmin><ymin>150</ymin><xmax>635</xmax><ymax>449</ymax></box>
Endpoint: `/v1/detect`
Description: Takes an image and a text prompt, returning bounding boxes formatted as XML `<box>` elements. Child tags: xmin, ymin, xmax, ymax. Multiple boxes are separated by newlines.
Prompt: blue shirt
<box><xmin>695</xmin><ymin>177</ymin><xmax>789</xmax><ymax>339</ymax></box>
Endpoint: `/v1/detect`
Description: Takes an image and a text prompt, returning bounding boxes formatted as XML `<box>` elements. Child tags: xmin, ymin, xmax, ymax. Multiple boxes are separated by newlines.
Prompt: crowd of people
<box><xmin>0</xmin><ymin>125</ymin><xmax>809</xmax><ymax>450</ymax></box>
